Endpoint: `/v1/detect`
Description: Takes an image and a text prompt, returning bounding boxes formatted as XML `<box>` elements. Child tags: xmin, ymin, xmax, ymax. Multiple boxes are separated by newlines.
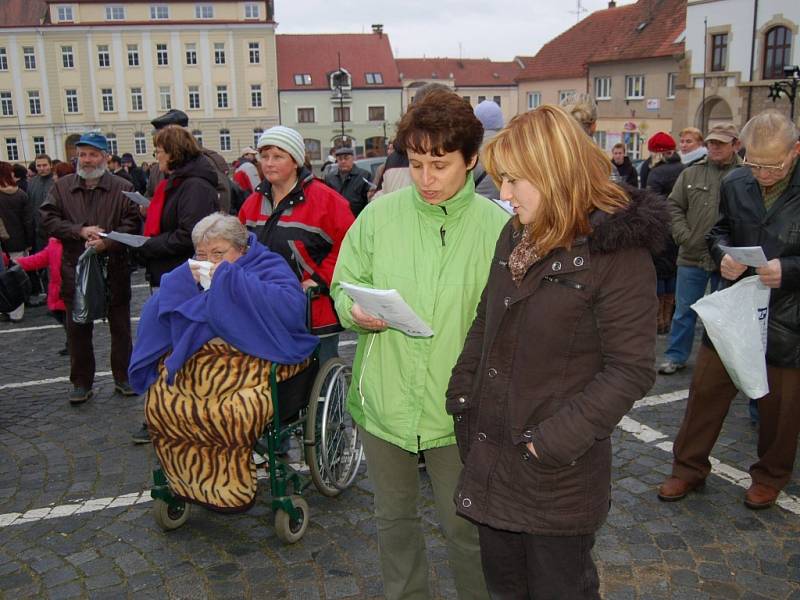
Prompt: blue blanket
<box><xmin>129</xmin><ymin>233</ymin><xmax>318</xmax><ymax>394</ymax></box>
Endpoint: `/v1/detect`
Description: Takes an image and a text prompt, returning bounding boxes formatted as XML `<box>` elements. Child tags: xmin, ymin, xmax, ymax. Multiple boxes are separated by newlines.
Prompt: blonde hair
<box><xmin>560</xmin><ymin>93</ymin><xmax>597</xmax><ymax>136</ymax></box>
<box><xmin>740</xmin><ymin>109</ymin><xmax>799</xmax><ymax>156</ymax></box>
<box><xmin>678</xmin><ymin>127</ymin><xmax>703</xmax><ymax>144</ymax></box>
<box><xmin>482</xmin><ymin>105</ymin><xmax>629</xmax><ymax>257</ymax></box>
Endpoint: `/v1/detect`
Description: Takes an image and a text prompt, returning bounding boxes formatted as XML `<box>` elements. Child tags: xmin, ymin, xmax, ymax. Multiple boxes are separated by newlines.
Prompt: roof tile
<box><xmin>395</xmin><ymin>58</ymin><xmax>522</xmax><ymax>87</ymax></box>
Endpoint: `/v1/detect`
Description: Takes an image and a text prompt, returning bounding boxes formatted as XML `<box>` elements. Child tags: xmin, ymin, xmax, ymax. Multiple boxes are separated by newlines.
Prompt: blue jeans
<box><xmin>663</xmin><ymin>266</ymin><xmax>720</xmax><ymax>364</ymax></box>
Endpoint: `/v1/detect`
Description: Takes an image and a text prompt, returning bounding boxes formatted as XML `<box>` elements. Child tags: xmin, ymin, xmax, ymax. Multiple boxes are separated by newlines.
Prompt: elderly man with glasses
<box><xmin>658</xmin><ymin>109</ymin><xmax>800</xmax><ymax>509</ymax></box>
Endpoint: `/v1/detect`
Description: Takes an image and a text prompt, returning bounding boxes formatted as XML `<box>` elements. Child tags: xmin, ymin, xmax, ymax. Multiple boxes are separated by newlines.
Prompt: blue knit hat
<box><xmin>474</xmin><ymin>100</ymin><xmax>504</xmax><ymax>131</ymax></box>
<box><xmin>256</xmin><ymin>126</ymin><xmax>305</xmax><ymax>166</ymax></box>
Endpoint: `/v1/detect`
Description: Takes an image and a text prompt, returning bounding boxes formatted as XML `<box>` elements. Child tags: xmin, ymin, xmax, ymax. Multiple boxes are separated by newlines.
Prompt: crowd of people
<box><xmin>0</xmin><ymin>89</ymin><xmax>798</xmax><ymax>598</ymax></box>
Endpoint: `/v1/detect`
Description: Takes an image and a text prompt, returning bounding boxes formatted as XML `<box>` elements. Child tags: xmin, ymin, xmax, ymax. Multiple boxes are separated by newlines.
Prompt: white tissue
<box><xmin>188</xmin><ymin>259</ymin><xmax>214</xmax><ymax>290</ymax></box>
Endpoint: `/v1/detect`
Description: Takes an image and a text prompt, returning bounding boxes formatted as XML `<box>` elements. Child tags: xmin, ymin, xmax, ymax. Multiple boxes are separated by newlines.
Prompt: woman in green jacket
<box><xmin>331</xmin><ymin>90</ymin><xmax>508</xmax><ymax>600</ymax></box>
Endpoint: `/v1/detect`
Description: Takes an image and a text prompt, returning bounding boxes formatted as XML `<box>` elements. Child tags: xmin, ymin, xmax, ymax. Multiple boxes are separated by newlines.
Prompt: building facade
<box><xmin>679</xmin><ymin>0</ymin><xmax>799</xmax><ymax>133</ymax></box>
<box><xmin>0</xmin><ymin>0</ymin><xmax>279</xmax><ymax>163</ymax></box>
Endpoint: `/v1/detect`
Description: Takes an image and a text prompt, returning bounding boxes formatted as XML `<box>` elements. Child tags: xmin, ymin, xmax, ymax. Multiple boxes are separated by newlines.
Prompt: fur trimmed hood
<box><xmin>587</xmin><ymin>188</ymin><xmax>670</xmax><ymax>255</ymax></box>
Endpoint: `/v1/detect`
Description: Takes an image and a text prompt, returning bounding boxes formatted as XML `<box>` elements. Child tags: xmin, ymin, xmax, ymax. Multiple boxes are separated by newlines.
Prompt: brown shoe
<box><xmin>657</xmin><ymin>476</ymin><xmax>703</xmax><ymax>501</ymax></box>
<box><xmin>744</xmin><ymin>482</ymin><xmax>779</xmax><ymax>509</ymax></box>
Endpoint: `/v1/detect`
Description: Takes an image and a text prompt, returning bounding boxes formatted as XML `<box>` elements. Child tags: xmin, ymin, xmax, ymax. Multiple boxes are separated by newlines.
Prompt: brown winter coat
<box><xmin>446</xmin><ymin>190</ymin><xmax>666</xmax><ymax>536</ymax></box>
<box><xmin>39</xmin><ymin>172</ymin><xmax>140</xmax><ymax>307</ymax></box>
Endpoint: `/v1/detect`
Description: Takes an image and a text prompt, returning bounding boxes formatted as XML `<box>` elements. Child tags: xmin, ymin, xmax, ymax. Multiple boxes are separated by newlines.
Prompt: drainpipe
<box><xmin>746</xmin><ymin>0</ymin><xmax>759</xmax><ymax>121</ymax></box>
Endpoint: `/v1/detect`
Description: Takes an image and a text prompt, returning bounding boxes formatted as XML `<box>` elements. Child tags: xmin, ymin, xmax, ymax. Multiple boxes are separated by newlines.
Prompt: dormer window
<box><xmin>244</xmin><ymin>3</ymin><xmax>259</xmax><ymax>19</ymax></box>
<box><xmin>293</xmin><ymin>73</ymin><xmax>312</xmax><ymax>86</ymax></box>
<box><xmin>105</xmin><ymin>5</ymin><xmax>125</xmax><ymax>20</ymax></box>
<box><xmin>56</xmin><ymin>5</ymin><xmax>74</xmax><ymax>21</ymax></box>
<box><xmin>330</xmin><ymin>69</ymin><xmax>351</xmax><ymax>91</ymax></box>
<box><xmin>365</xmin><ymin>72</ymin><xmax>383</xmax><ymax>85</ymax></box>
<box><xmin>195</xmin><ymin>4</ymin><xmax>214</xmax><ymax>19</ymax></box>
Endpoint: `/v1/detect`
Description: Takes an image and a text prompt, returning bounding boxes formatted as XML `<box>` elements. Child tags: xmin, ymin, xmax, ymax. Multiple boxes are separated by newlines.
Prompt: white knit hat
<box><xmin>256</xmin><ymin>126</ymin><xmax>305</xmax><ymax>166</ymax></box>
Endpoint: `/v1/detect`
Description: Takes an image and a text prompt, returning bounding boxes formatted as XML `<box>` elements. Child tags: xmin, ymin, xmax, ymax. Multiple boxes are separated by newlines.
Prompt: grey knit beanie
<box><xmin>256</xmin><ymin>126</ymin><xmax>306</xmax><ymax>166</ymax></box>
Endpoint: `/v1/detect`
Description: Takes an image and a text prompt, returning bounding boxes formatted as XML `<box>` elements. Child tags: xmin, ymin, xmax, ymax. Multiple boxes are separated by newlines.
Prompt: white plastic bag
<box><xmin>691</xmin><ymin>275</ymin><xmax>770</xmax><ymax>398</ymax></box>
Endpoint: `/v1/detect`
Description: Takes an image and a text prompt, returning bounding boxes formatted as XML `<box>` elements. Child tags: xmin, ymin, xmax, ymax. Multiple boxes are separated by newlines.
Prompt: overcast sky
<box><xmin>275</xmin><ymin>0</ymin><xmax>636</xmax><ymax>61</ymax></box>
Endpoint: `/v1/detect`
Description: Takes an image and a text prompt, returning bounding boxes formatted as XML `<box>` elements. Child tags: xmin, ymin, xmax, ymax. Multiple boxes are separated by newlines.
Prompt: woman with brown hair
<box><xmin>446</xmin><ymin>105</ymin><xmax>666</xmax><ymax>598</ymax></box>
<box><xmin>0</xmin><ymin>161</ymin><xmax>34</xmax><ymax>321</ymax></box>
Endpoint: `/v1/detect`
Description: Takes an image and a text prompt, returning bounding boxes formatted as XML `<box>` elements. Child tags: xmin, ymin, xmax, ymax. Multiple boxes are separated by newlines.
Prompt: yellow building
<box><xmin>0</xmin><ymin>0</ymin><xmax>279</xmax><ymax>163</ymax></box>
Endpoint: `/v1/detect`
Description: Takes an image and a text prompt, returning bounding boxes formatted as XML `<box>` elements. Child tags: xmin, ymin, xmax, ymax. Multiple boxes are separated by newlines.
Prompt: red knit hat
<box><xmin>647</xmin><ymin>132</ymin><xmax>676</xmax><ymax>152</ymax></box>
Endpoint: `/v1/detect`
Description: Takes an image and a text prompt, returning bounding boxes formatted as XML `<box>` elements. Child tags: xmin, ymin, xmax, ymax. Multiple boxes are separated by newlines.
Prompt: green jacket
<box><xmin>331</xmin><ymin>177</ymin><xmax>509</xmax><ymax>452</ymax></box>
<box><xmin>668</xmin><ymin>155</ymin><xmax>742</xmax><ymax>270</ymax></box>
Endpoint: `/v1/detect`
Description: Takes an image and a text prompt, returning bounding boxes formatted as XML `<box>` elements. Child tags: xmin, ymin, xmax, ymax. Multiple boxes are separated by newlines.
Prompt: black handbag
<box><xmin>72</xmin><ymin>247</ymin><xmax>108</xmax><ymax>324</ymax></box>
<box><xmin>0</xmin><ymin>264</ymin><xmax>31</xmax><ymax>313</ymax></box>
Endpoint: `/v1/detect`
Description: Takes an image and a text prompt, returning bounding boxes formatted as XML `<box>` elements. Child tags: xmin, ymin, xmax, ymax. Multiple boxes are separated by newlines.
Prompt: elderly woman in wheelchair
<box><xmin>129</xmin><ymin>213</ymin><xmax>361</xmax><ymax>541</ymax></box>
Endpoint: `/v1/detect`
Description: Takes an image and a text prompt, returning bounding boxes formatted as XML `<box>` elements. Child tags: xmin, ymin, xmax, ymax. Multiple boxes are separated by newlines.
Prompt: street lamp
<box><xmin>767</xmin><ymin>64</ymin><xmax>799</xmax><ymax>120</ymax></box>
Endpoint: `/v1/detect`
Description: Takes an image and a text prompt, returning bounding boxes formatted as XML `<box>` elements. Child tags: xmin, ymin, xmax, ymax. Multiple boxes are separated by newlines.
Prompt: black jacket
<box><xmin>647</xmin><ymin>154</ymin><xmax>685</xmax><ymax>280</ymax></box>
<box><xmin>136</xmin><ymin>156</ymin><xmax>218</xmax><ymax>287</ymax></box>
<box><xmin>0</xmin><ymin>188</ymin><xmax>34</xmax><ymax>253</ymax></box>
<box><xmin>707</xmin><ymin>161</ymin><xmax>800</xmax><ymax>368</ymax></box>
<box><xmin>324</xmin><ymin>166</ymin><xmax>372</xmax><ymax>217</ymax></box>
<box><xmin>613</xmin><ymin>156</ymin><xmax>639</xmax><ymax>188</ymax></box>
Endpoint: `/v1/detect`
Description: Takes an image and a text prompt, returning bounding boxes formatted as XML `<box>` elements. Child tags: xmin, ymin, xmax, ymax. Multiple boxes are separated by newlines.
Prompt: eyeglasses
<box><xmin>742</xmin><ymin>157</ymin><xmax>787</xmax><ymax>173</ymax></box>
<box><xmin>194</xmin><ymin>246</ymin><xmax>233</xmax><ymax>263</ymax></box>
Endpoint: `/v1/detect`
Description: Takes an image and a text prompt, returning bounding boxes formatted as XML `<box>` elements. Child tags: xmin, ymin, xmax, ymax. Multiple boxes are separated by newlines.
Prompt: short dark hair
<box><xmin>35</xmin><ymin>154</ymin><xmax>52</xmax><ymax>164</ymax></box>
<box><xmin>12</xmin><ymin>163</ymin><xmax>27</xmax><ymax>180</ymax></box>
<box><xmin>394</xmin><ymin>90</ymin><xmax>483</xmax><ymax>162</ymax></box>
<box><xmin>0</xmin><ymin>162</ymin><xmax>14</xmax><ymax>186</ymax></box>
<box><xmin>153</xmin><ymin>125</ymin><xmax>201</xmax><ymax>170</ymax></box>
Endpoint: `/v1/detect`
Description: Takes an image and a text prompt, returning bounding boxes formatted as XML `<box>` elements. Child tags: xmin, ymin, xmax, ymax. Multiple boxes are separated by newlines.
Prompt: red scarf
<box><xmin>143</xmin><ymin>179</ymin><xmax>168</xmax><ymax>237</ymax></box>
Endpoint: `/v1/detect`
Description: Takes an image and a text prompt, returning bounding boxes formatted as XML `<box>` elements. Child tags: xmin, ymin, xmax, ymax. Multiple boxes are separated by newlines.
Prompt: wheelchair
<box><xmin>149</xmin><ymin>300</ymin><xmax>363</xmax><ymax>543</ymax></box>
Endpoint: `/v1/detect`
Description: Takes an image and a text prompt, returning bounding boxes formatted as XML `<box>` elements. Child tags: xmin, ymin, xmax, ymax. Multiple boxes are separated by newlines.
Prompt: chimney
<box><xmin>372</xmin><ymin>24</ymin><xmax>384</xmax><ymax>36</ymax></box>
<box><xmin>608</xmin><ymin>0</ymin><xmax>616</xmax><ymax>7</ymax></box>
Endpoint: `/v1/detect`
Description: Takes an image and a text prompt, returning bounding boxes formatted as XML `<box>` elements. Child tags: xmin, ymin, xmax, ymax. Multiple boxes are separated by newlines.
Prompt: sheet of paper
<box><xmin>122</xmin><ymin>190</ymin><xmax>150</xmax><ymax>208</ymax></box>
<box><xmin>99</xmin><ymin>231</ymin><xmax>149</xmax><ymax>248</ymax></box>
<box><xmin>339</xmin><ymin>282</ymin><xmax>434</xmax><ymax>338</ymax></box>
<box><xmin>718</xmin><ymin>245</ymin><xmax>768</xmax><ymax>268</ymax></box>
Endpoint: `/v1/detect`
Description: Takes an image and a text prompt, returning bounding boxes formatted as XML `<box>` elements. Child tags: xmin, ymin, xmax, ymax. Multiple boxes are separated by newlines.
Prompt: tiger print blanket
<box><xmin>146</xmin><ymin>338</ymin><xmax>309</xmax><ymax>511</ymax></box>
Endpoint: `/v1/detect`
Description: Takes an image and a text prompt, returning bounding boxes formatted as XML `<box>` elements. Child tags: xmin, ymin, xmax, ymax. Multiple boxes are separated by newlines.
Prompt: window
<box><xmin>365</xmin><ymin>72</ymin><xmax>384</xmax><ymax>85</ymax></box>
<box><xmin>711</xmin><ymin>33</ymin><xmax>728</xmax><ymax>72</ymax></box>
<box><xmin>304</xmin><ymin>138</ymin><xmax>321</xmax><ymax>161</ymax></box>
<box><xmin>253</xmin><ymin>128</ymin><xmax>263</xmax><ymax>147</ymax></box>
<box><xmin>195</xmin><ymin>4</ymin><xmax>214</xmax><ymax>18</ymax></box>
<box><xmin>127</xmin><ymin>44</ymin><xmax>139</xmax><ymax>67</ymax></box>
<box><xmin>134</xmin><ymin>132</ymin><xmax>147</xmax><ymax>155</ymax></box>
<box><xmin>333</xmin><ymin>106</ymin><xmax>350</xmax><ymax>122</ymax></box>
<box><xmin>478</xmin><ymin>95</ymin><xmax>486</xmax><ymax>103</ymax></box>
<box><xmin>150</xmin><ymin>5</ymin><xmax>169</xmax><ymax>19</ymax></box>
<box><xmin>368</xmin><ymin>106</ymin><xmax>385</xmax><ymax>121</ymax></box>
<box><xmin>625</xmin><ymin>132</ymin><xmax>643</xmax><ymax>160</ymax></box>
<box><xmin>158</xmin><ymin>86</ymin><xmax>172</xmax><ymax>110</ymax></box>
<box><xmin>23</xmin><ymin>47</ymin><xmax>36</xmax><ymax>70</ymax></box>
<box><xmin>462</xmin><ymin>96</ymin><xmax>471</xmax><ymax>104</ymax></box>
<box><xmin>105</xmin><ymin>5</ymin><xmax>125</xmax><ymax>20</ymax></box>
<box><xmin>106</xmin><ymin>133</ymin><xmax>118</xmax><ymax>155</ymax></box>
<box><xmin>330</xmin><ymin>70</ymin><xmax>351</xmax><ymax>90</ymax></box>
<box><xmin>558</xmin><ymin>89</ymin><xmax>575</xmax><ymax>103</ymax></box>
<box><xmin>192</xmin><ymin>130</ymin><xmax>203</xmax><ymax>146</ymax></box>
<box><xmin>101</xmin><ymin>88</ymin><xmax>115</xmax><ymax>112</ymax></box>
<box><xmin>6</xmin><ymin>138</ymin><xmax>18</xmax><ymax>161</ymax></box>
<box><xmin>0</xmin><ymin>49</ymin><xmax>7</xmax><ymax>71</ymax></box>
<box><xmin>667</xmin><ymin>72</ymin><xmax>677</xmax><ymax>99</ymax></box>
<box><xmin>33</xmin><ymin>136</ymin><xmax>46</xmax><ymax>155</ymax></box>
<box><xmin>57</xmin><ymin>5</ymin><xmax>74</xmax><ymax>21</ymax></box>
<box><xmin>250</xmin><ymin>84</ymin><xmax>262</xmax><ymax>108</ymax></box>
<box><xmin>293</xmin><ymin>74</ymin><xmax>312</xmax><ymax>86</ymax></box>
<box><xmin>156</xmin><ymin>43</ymin><xmax>168</xmax><ymax>66</ymax></box>
<box><xmin>65</xmin><ymin>89</ymin><xmax>79</xmax><ymax>113</ymax></box>
<box><xmin>28</xmin><ymin>91</ymin><xmax>41</xmax><ymax>115</ymax></box>
<box><xmin>214</xmin><ymin>43</ymin><xmax>226</xmax><ymax>65</ymax></box>
<box><xmin>57</xmin><ymin>46</ymin><xmax>74</xmax><ymax>70</ymax></box>
<box><xmin>130</xmin><ymin>87</ymin><xmax>143</xmax><ymax>111</ymax></box>
<box><xmin>248</xmin><ymin>42</ymin><xmax>260</xmax><ymax>64</ymax></box>
<box><xmin>593</xmin><ymin>131</ymin><xmax>607</xmax><ymax>150</ymax></box>
<box><xmin>527</xmin><ymin>91</ymin><xmax>541</xmax><ymax>110</ymax></box>
<box><xmin>244</xmin><ymin>2</ymin><xmax>259</xmax><ymax>18</ymax></box>
<box><xmin>763</xmin><ymin>26</ymin><xmax>792</xmax><ymax>80</ymax></box>
<box><xmin>297</xmin><ymin>107</ymin><xmax>315</xmax><ymax>123</ymax></box>
<box><xmin>97</xmin><ymin>45</ymin><xmax>110</xmax><ymax>68</ymax></box>
<box><xmin>219</xmin><ymin>129</ymin><xmax>231</xmax><ymax>152</ymax></box>
<box><xmin>493</xmin><ymin>96</ymin><xmax>502</xmax><ymax>107</ymax></box>
<box><xmin>594</xmin><ymin>76</ymin><xmax>611</xmax><ymax>100</ymax></box>
<box><xmin>0</xmin><ymin>92</ymin><xmax>13</xmax><ymax>116</ymax></box>
<box><xmin>216</xmin><ymin>85</ymin><xmax>228</xmax><ymax>109</ymax></box>
<box><xmin>188</xmin><ymin>86</ymin><xmax>201</xmax><ymax>109</ymax></box>
<box><xmin>185</xmin><ymin>43</ymin><xmax>197</xmax><ymax>65</ymax></box>
<box><xmin>624</xmin><ymin>75</ymin><xmax>645</xmax><ymax>99</ymax></box>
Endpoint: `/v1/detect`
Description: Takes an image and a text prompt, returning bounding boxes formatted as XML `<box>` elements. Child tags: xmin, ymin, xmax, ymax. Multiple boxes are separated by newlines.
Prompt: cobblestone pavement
<box><xmin>1</xmin><ymin>271</ymin><xmax>798</xmax><ymax>599</ymax></box>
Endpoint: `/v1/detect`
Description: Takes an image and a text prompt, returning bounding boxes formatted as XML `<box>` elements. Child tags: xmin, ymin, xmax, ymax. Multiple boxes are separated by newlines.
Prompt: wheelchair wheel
<box><xmin>152</xmin><ymin>498</ymin><xmax>190</xmax><ymax>531</ymax></box>
<box><xmin>305</xmin><ymin>358</ymin><xmax>363</xmax><ymax>497</ymax></box>
<box><xmin>274</xmin><ymin>495</ymin><xmax>308</xmax><ymax>544</ymax></box>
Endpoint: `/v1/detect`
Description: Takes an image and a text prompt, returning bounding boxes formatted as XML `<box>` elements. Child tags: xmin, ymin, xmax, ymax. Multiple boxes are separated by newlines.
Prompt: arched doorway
<box><xmin>64</xmin><ymin>134</ymin><xmax>81</xmax><ymax>161</ymax></box>
<box><xmin>695</xmin><ymin>97</ymin><xmax>733</xmax><ymax>132</ymax></box>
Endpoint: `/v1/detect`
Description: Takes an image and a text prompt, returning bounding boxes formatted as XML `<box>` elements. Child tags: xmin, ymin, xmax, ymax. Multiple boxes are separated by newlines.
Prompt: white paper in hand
<box><xmin>340</xmin><ymin>282</ymin><xmax>434</xmax><ymax>337</ymax></box>
<box><xmin>719</xmin><ymin>245</ymin><xmax>768</xmax><ymax>268</ymax></box>
<box><xmin>122</xmin><ymin>190</ymin><xmax>151</xmax><ymax>208</ymax></box>
<box><xmin>99</xmin><ymin>231</ymin><xmax>149</xmax><ymax>248</ymax></box>
<box><xmin>188</xmin><ymin>259</ymin><xmax>214</xmax><ymax>290</ymax></box>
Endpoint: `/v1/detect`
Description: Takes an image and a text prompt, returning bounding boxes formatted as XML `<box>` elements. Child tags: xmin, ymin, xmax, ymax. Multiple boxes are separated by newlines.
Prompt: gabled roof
<box><xmin>276</xmin><ymin>33</ymin><xmax>401</xmax><ymax>91</ymax></box>
<box><xmin>0</xmin><ymin>0</ymin><xmax>48</xmax><ymax>27</ymax></box>
<box><xmin>395</xmin><ymin>58</ymin><xmax>522</xmax><ymax>87</ymax></box>
<box><xmin>516</xmin><ymin>0</ymin><xmax>685</xmax><ymax>82</ymax></box>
